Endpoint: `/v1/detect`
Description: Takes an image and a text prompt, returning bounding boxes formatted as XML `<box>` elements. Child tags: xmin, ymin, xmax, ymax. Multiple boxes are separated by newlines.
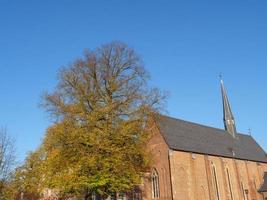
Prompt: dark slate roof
<box><xmin>259</xmin><ymin>172</ymin><xmax>267</xmax><ymax>192</ymax></box>
<box><xmin>156</xmin><ymin>115</ymin><xmax>267</xmax><ymax>163</ymax></box>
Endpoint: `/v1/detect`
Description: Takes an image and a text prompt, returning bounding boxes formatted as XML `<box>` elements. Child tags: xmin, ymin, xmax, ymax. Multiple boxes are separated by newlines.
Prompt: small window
<box><xmin>151</xmin><ymin>168</ymin><xmax>160</xmax><ymax>199</ymax></box>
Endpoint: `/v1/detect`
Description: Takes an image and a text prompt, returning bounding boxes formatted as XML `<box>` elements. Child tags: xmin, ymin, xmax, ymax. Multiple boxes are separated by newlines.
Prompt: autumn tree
<box><xmin>16</xmin><ymin>42</ymin><xmax>165</xmax><ymax>199</ymax></box>
<box><xmin>7</xmin><ymin>148</ymin><xmax>45</xmax><ymax>200</ymax></box>
<box><xmin>0</xmin><ymin>128</ymin><xmax>16</xmax><ymax>199</ymax></box>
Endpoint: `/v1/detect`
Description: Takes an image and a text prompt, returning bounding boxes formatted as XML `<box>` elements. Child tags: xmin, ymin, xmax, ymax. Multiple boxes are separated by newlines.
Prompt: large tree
<box><xmin>17</xmin><ymin>42</ymin><xmax>165</xmax><ymax>199</ymax></box>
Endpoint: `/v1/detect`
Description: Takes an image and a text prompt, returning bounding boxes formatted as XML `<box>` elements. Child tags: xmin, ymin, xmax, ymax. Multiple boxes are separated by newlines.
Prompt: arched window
<box><xmin>151</xmin><ymin>169</ymin><xmax>160</xmax><ymax>199</ymax></box>
<box><xmin>211</xmin><ymin>163</ymin><xmax>220</xmax><ymax>200</ymax></box>
<box><xmin>226</xmin><ymin>168</ymin><xmax>234</xmax><ymax>200</ymax></box>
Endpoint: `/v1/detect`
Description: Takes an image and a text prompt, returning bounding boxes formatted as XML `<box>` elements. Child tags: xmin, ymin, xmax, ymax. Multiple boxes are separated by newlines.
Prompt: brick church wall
<box><xmin>144</xmin><ymin>123</ymin><xmax>267</xmax><ymax>200</ymax></box>
<box><xmin>143</xmin><ymin>121</ymin><xmax>173</xmax><ymax>200</ymax></box>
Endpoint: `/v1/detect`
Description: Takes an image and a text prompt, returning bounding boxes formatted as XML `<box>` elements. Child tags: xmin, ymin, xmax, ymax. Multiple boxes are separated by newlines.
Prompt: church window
<box><xmin>118</xmin><ymin>192</ymin><xmax>126</xmax><ymax>200</ymax></box>
<box><xmin>151</xmin><ymin>169</ymin><xmax>160</xmax><ymax>199</ymax></box>
<box><xmin>110</xmin><ymin>193</ymin><xmax>116</xmax><ymax>200</ymax></box>
<box><xmin>129</xmin><ymin>188</ymin><xmax>142</xmax><ymax>200</ymax></box>
<box><xmin>226</xmin><ymin>168</ymin><xmax>234</xmax><ymax>200</ymax></box>
<box><xmin>211</xmin><ymin>163</ymin><xmax>220</xmax><ymax>200</ymax></box>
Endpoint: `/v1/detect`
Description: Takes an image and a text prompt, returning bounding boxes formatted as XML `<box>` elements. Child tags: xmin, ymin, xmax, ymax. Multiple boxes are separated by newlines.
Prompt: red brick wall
<box><xmin>143</xmin><ymin>121</ymin><xmax>172</xmax><ymax>200</ymax></box>
<box><xmin>144</xmin><ymin>121</ymin><xmax>267</xmax><ymax>200</ymax></box>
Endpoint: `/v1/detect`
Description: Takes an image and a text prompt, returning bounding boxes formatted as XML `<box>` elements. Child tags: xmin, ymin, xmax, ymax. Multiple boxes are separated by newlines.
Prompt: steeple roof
<box><xmin>221</xmin><ymin>79</ymin><xmax>237</xmax><ymax>137</ymax></box>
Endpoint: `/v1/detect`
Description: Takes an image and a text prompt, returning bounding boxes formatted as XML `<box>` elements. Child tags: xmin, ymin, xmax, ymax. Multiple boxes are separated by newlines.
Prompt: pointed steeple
<box><xmin>220</xmin><ymin>78</ymin><xmax>237</xmax><ymax>138</ymax></box>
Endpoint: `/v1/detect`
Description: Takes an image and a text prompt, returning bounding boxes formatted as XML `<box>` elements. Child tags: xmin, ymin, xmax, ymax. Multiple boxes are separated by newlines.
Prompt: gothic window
<box><xmin>151</xmin><ymin>169</ymin><xmax>160</xmax><ymax>199</ymax></box>
<box><xmin>226</xmin><ymin>168</ymin><xmax>234</xmax><ymax>200</ymax></box>
<box><xmin>129</xmin><ymin>187</ymin><xmax>142</xmax><ymax>200</ymax></box>
<box><xmin>211</xmin><ymin>163</ymin><xmax>220</xmax><ymax>200</ymax></box>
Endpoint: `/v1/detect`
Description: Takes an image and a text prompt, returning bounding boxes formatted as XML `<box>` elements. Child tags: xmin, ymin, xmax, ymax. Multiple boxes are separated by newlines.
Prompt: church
<box><xmin>141</xmin><ymin>80</ymin><xmax>267</xmax><ymax>200</ymax></box>
<box><xmin>42</xmin><ymin>80</ymin><xmax>267</xmax><ymax>200</ymax></box>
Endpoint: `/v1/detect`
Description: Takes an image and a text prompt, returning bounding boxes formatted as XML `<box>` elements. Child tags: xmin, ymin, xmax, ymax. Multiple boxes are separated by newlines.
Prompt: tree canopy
<box><xmin>13</xmin><ymin>42</ymin><xmax>165</xmax><ymax>199</ymax></box>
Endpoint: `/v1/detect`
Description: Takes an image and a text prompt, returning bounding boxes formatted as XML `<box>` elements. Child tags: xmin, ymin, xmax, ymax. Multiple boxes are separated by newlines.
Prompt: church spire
<box><xmin>220</xmin><ymin>78</ymin><xmax>237</xmax><ymax>138</ymax></box>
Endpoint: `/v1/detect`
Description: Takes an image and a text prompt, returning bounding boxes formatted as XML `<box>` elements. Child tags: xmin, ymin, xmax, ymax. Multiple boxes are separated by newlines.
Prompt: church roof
<box><xmin>259</xmin><ymin>172</ymin><xmax>267</xmax><ymax>192</ymax></box>
<box><xmin>156</xmin><ymin>115</ymin><xmax>267</xmax><ymax>163</ymax></box>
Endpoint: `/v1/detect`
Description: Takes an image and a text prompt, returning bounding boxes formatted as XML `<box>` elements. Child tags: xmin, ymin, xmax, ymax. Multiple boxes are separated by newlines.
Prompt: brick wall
<box><xmin>144</xmin><ymin>122</ymin><xmax>267</xmax><ymax>200</ymax></box>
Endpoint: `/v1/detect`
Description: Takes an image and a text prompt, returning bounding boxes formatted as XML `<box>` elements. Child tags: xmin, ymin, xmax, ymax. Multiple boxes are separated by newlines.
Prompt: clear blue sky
<box><xmin>1</xmin><ymin>0</ymin><xmax>267</xmax><ymax>162</ymax></box>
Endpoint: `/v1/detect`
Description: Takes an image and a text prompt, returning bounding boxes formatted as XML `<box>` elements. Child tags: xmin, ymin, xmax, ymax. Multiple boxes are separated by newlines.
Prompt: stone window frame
<box><xmin>151</xmin><ymin>168</ymin><xmax>160</xmax><ymax>199</ymax></box>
